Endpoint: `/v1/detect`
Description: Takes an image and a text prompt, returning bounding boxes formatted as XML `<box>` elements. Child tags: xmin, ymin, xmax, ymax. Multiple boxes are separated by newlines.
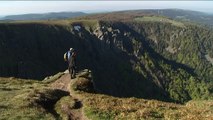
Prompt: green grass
<box><xmin>0</xmin><ymin>77</ymin><xmax>54</xmax><ymax>119</ymax></box>
<box><xmin>0</xmin><ymin>75</ymin><xmax>72</xmax><ymax>120</ymax></box>
<box><xmin>1</xmin><ymin>71</ymin><xmax>213</xmax><ymax>120</ymax></box>
<box><xmin>69</xmin><ymin>72</ymin><xmax>213</xmax><ymax>119</ymax></box>
<box><xmin>70</xmin><ymin>19</ymin><xmax>99</xmax><ymax>31</ymax></box>
<box><xmin>0</xmin><ymin>19</ymin><xmax>99</xmax><ymax>30</ymax></box>
<box><xmin>55</xmin><ymin>96</ymin><xmax>76</xmax><ymax>120</ymax></box>
<box><xmin>81</xmin><ymin>92</ymin><xmax>213</xmax><ymax>120</ymax></box>
<box><xmin>135</xmin><ymin>16</ymin><xmax>185</xmax><ymax>27</ymax></box>
<box><xmin>0</xmin><ymin>76</ymin><xmax>70</xmax><ymax>120</ymax></box>
<box><xmin>67</xmin><ymin>70</ymin><xmax>213</xmax><ymax>120</ymax></box>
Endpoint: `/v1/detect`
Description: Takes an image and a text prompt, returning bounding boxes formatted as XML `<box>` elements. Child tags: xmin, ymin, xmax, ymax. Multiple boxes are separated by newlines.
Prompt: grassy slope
<box><xmin>0</xmin><ymin>19</ymin><xmax>98</xmax><ymax>26</ymax></box>
<box><xmin>83</xmin><ymin>93</ymin><xmax>213</xmax><ymax>120</ymax></box>
<box><xmin>0</xmin><ymin>72</ymin><xmax>64</xmax><ymax>119</ymax></box>
<box><xmin>0</xmin><ymin>77</ymin><xmax>52</xmax><ymax>119</ymax></box>
<box><xmin>135</xmin><ymin>16</ymin><xmax>185</xmax><ymax>27</ymax></box>
<box><xmin>70</xmin><ymin>72</ymin><xmax>213</xmax><ymax>120</ymax></box>
<box><xmin>0</xmin><ymin>71</ymin><xmax>212</xmax><ymax>119</ymax></box>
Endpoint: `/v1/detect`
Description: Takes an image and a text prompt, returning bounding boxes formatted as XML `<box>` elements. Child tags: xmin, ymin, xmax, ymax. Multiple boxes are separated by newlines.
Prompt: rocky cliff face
<box><xmin>0</xmin><ymin>20</ymin><xmax>212</xmax><ymax>103</ymax></box>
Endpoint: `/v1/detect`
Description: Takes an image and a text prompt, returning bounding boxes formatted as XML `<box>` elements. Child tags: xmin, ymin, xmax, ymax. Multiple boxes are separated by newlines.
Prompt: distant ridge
<box><xmin>80</xmin><ymin>9</ymin><xmax>213</xmax><ymax>26</ymax></box>
<box><xmin>1</xmin><ymin>12</ymin><xmax>86</xmax><ymax>20</ymax></box>
<box><xmin>131</xmin><ymin>9</ymin><xmax>213</xmax><ymax>26</ymax></box>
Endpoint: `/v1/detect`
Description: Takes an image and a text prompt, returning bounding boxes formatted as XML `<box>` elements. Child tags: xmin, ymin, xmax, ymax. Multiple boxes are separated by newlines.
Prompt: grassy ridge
<box><xmin>135</xmin><ymin>16</ymin><xmax>185</xmax><ymax>27</ymax></box>
<box><xmin>0</xmin><ymin>77</ymin><xmax>53</xmax><ymax>119</ymax></box>
<box><xmin>0</xmin><ymin>72</ymin><xmax>66</xmax><ymax>119</ymax></box>
<box><xmin>71</xmin><ymin>73</ymin><xmax>213</xmax><ymax>120</ymax></box>
<box><xmin>83</xmin><ymin>93</ymin><xmax>213</xmax><ymax>119</ymax></box>
<box><xmin>0</xmin><ymin>71</ymin><xmax>212</xmax><ymax>119</ymax></box>
<box><xmin>68</xmin><ymin>71</ymin><xmax>213</xmax><ymax>119</ymax></box>
<box><xmin>0</xmin><ymin>19</ymin><xmax>98</xmax><ymax>27</ymax></box>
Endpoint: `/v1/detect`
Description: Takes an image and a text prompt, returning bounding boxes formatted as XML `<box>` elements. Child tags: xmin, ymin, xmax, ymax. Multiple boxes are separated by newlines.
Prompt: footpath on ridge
<box><xmin>50</xmin><ymin>70</ymin><xmax>90</xmax><ymax>120</ymax></box>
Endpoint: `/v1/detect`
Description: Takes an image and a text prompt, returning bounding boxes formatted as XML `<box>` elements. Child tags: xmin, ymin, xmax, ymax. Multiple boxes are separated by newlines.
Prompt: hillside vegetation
<box><xmin>0</xmin><ymin>77</ymin><xmax>60</xmax><ymax>119</ymax></box>
<box><xmin>135</xmin><ymin>16</ymin><xmax>185</xmax><ymax>27</ymax></box>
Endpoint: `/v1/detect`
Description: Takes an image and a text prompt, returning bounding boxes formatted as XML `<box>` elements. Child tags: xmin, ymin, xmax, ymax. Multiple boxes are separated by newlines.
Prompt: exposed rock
<box><xmin>205</xmin><ymin>54</ymin><xmax>213</xmax><ymax>65</ymax></box>
<box><xmin>72</xmin><ymin>69</ymin><xmax>95</xmax><ymax>93</ymax></box>
<box><xmin>74</xmin><ymin>26</ymin><xmax>81</xmax><ymax>31</ymax></box>
<box><xmin>166</xmin><ymin>46</ymin><xmax>177</xmax><ymax>54</ymax></box>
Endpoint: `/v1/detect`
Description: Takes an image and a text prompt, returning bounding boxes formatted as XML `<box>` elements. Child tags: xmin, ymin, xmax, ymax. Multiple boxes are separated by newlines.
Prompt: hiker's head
<box><xmin>70</xmin><ymin>48</ymin><xmax>74</xmax><ymax>52</ymax></box>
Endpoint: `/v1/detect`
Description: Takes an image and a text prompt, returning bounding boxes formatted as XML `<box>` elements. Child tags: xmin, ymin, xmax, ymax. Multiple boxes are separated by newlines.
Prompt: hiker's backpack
<box><xmin>64</xmin><ymin>52</ymin><xmax>68</xmax><ymax>61</ymax></box>
<box><xmin>64</xmin><ymin>51</ymin><xmax>71</xmax><ymax>61</ymax></box>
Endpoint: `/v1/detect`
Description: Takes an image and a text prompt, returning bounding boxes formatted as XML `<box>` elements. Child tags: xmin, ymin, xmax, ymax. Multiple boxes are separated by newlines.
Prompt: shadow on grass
<box><xmin>35</xmin><ymin>89</ymin><xmax>70</xmax><ymax>119</ymax></box>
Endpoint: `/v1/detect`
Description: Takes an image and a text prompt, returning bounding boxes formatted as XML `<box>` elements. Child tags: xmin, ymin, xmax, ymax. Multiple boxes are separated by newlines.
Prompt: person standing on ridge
<box><xmin>64</xmin><ymin>48</ymin><xmax>77</xmax><ymax>79</ymax></box>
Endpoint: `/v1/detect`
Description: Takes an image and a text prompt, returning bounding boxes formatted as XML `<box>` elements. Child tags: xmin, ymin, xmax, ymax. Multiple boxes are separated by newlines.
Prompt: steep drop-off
<box><xmin>0</xmin><ymin>19</ymin><xmax>212</xmax><ymax>103</ymax></box>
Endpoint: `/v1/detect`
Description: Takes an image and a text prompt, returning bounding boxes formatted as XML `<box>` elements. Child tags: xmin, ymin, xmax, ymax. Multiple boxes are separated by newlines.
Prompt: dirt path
<box><xmin>50</xmin><ymin>73</ymin><xmax>71</xmax><ymax>92</ymax></box>
<box><xmin>50</xmin><ymin>71</ymin><xmax>89</xmax><ymax>120</ymax></box>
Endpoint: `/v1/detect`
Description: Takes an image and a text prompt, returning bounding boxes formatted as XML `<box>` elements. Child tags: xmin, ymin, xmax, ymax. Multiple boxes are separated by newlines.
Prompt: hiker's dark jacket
<box><xmin>68</xmin><ymin>55</ymin><xmax>76</xmax><ymax>67</ymax></box>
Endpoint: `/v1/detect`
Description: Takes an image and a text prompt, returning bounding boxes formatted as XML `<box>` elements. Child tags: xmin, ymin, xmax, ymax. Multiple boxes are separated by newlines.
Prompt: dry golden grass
<box><xmin>67</xmin><ymin>71</ymin><xmax>213</xmax><ymax>120</ymax></box>
<box><xmin>0</xmin><ymin>71</ymin><xmax>212</xmax><ymax>120</ymax></box>
<box><xmin>79</xmin><ymin>92</ymin><xmax>213</xmax><ymax>120</ymax></box>
<box><xmin>0</xmin><ymin>77</ymin><xmax>54</xmax><ymax>119</ymax></box>
<box><xmin>135</xmin><ymin>16</ymin><xmax>185</xmax><ymax>27</ymax></box>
